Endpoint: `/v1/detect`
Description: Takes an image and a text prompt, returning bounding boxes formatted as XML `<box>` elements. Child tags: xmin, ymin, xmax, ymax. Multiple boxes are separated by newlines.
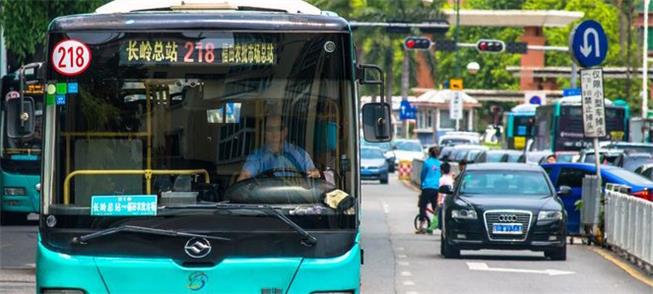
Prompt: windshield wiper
<box><xmin>72</xmin><ymin>225</ymin><xmax>231</xmax><ymax>245</ymax></box>
<box><xmin>166</xmin><ymin>203</ymin><xmax>318</xmax><ymax>247</ymax></box>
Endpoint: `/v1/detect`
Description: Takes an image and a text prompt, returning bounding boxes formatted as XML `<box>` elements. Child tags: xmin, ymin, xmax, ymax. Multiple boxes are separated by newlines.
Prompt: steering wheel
<box><xmin>256</xmin><ymin>168</ymin><xmax>308</xmax><ymax>178</ymax></box>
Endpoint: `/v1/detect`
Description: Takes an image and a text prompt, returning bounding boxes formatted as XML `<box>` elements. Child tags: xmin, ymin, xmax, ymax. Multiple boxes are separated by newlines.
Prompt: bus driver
<box><xmin>238</xmin><ymin>115</ymin><xmax>321</xmax><ymax>181</ymax></box>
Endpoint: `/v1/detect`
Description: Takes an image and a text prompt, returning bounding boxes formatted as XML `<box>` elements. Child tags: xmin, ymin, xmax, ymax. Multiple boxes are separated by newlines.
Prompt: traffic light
<box><xmin>403</xmin><ymin>37</ymin><xmax>432</xmax><ymax>50</ymax></box>
<box><xmin>434</xmin><ymin>39</ymin><xmax>457</xmax><ymax>52</ymax></box>
<box><xmin>476</xmin><ymin>39</ymin><xmax>505</xmax><ymax>53</ymax></box>
<box><xmin>506</xmin><ymin>42</ymin><xmax>528</xmax><ymax>54</ymax></box>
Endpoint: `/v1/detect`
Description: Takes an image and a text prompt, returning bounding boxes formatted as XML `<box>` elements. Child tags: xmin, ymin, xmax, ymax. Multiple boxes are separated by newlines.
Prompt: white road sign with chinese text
<box><xmin>580</xmin><ymin>68</ymin><xmax>606</xmax><ymax>137</ymax></box>
<box><xmin>450</xmin><ymin>91</ymin><xmax>463</xmax><ymax>120</ymax></box>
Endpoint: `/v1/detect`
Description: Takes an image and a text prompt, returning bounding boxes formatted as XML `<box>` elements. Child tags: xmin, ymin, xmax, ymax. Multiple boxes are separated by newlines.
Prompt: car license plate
<box><xmin>492</xmin><ymin>223</ymin><xmax>522</xmax><ymax>234</ymax></box>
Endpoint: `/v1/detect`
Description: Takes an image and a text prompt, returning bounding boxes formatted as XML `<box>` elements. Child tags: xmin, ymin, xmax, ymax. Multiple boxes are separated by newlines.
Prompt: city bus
<box><xmin>37</xmin><ymin>1</ymin><xmax>391</xmax><ymax>293</ymax></box>
<box><xmin>0</xmin><ymin>63</ymin><xmax>43</xmax><ymax>224</ymax></box>
<box><xmin>532</xmin><ymin>97</ymin><xmax>629</xmax><ymax>152</ymax></box>
<box><xmin>502</xmin><ymin>103</ymin><xmax>536</xmax><ymax>150</ymax></box>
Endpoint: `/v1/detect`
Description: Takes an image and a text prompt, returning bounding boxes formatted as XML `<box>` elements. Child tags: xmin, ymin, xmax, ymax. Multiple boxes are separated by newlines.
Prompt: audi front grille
<box><xmin>483</xmin><ymin>210</ymin><xmax>532</xmax><ymax>242</ymax></box>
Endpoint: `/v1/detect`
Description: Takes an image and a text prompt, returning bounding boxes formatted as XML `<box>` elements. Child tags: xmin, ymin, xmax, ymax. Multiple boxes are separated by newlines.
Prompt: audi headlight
<box><xmin>537</xmin><ymin>211</ymin><xmax>563</xmax><ymax>222</ymax></box>
<box><xmin>452</xmin><ymin>209</ymin><xmax>477</xmax><ymax>220</ymax></box>
<box><xmin>4</xmin><ymin>187</ymin><xmax>26</xmax><ymax>196</ymax></box>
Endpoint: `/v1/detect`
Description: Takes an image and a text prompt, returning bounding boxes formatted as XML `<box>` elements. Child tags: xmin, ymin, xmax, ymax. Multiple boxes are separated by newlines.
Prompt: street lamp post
<box><xmin>643</xmin><ymin>0</ymin><xmax>650</xmax><ymax>119</ymax></box>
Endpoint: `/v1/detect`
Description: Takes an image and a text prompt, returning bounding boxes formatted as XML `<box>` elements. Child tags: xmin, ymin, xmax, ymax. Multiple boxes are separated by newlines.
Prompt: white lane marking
<box><xmin>401</xmin><ymin>271</ymin><xmax>412</xmax><ymax>276</ymax></box>
<box><xmin>398</xmin><ymin>261</ymin><xmax>410</xmax><ymax>266</ymax></box>
<box><xmin>406</xmin><ymin>292</ymin><xmax>419</xmax><ymax>294</ymax></box>
<box><xmin>466</xmin><ymin>262</ymin><xmax>575</xmax><ymax>276</ymax></box>
<box><xmin>402</xmin><ymin>281</ymin><xmax>415</xmax><ymax>286</ymax></box>
<box><xmin>382</xmin><ymin>201</ymin><xmax>390</xmax><ymax>214</ymax></box>
<box><xmin>396</xmin><ymin>247</ymin><xmax>405</xmax><ymax>251</ymax></box>
<box><xmin>397</xmin><ymin>254</ymin><xmax>407</xmax><ymax>258</ymax></box>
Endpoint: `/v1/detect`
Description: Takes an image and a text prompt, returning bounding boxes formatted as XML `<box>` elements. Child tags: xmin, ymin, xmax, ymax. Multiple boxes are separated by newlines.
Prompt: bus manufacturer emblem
<box><xmin>187</xmin><ymin>272</ymin><xmax>208</xmax><ymax>291</ymax></box>
<box><xmin>184</xmin><ymin>237</ymin><xmax>212</xmax><ymax>259</ymax></box>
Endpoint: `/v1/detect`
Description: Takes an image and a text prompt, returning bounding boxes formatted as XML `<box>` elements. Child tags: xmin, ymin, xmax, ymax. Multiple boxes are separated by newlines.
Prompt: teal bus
<box><xmin>0</xmin><ymin>63</ymin><xmax>43</xmax><ymax>224</ymax></box>
<box><xmin>37</xmin><ymin>0</ymin><xmax>392</xmax><ymax>293</ymax></box>
<box><xmin>532</xmin><ymin>97</ymin><xmax>629</xmax><ymax>152</ymax></box>
<box><xmin>502</xmin><ymin>103</ymin><xmax>537</xmax><ymax>150</ymax></box>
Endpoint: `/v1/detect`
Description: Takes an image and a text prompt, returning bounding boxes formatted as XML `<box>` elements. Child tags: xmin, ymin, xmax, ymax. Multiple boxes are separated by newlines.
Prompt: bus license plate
<box><xmin>492</xmin><ymin>223</ymin><xmax>522</xmax><ymax>234</ymax></box>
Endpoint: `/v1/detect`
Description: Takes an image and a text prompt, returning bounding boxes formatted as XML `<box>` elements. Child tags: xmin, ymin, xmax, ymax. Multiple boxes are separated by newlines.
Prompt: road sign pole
<box><xmin>643</xmin><ymin>0</ymin><xmax>650</xmax><ymax>119</ymax></box>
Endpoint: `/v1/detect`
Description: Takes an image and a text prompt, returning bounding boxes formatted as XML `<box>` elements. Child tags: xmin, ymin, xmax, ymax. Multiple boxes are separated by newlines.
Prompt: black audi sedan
<box><xmin>440</xmin><ymin>163</ymin><xmax>567</xmax><ymax>260</ymax></box>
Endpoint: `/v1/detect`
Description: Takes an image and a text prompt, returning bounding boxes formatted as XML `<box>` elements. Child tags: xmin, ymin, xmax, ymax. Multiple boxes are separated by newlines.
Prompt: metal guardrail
<box><xmin>604</xmin><ymin>183</ymin><xmax>653</xmax><ymax>271</ymax></box>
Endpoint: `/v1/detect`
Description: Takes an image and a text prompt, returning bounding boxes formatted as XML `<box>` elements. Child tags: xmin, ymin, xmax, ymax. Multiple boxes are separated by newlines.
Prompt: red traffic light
<box><xmin>406</xmin><ymin>39</ymin><xmax>416</xmax><ymax>49</ymax></box>
<box><xmin>403</xmin><ymin>37</ymin><xmax>431</xmax><ymax>50</ymax></box>
<box><xmin>476</xmin><ymin>39</ymin><xmax>505</xmax><ymax>53</ymax></box>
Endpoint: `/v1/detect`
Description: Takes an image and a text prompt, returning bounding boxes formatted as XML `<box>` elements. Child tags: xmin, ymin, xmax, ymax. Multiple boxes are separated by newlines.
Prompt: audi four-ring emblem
<box><xmin>498</xmin><ymin>214</ymin><xmax>518</xmax><ymax>222</ymax></box>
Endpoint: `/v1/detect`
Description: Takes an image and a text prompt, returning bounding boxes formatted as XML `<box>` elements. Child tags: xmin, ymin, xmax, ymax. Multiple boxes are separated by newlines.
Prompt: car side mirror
<box><xmin>362</xmin><ymin>102</ymin><xmax>392</xmax><ymax>142</ymax></box>
<box><xmin>558</xmin><ymin>185</ymin><xmax>572</xmax><ymax>195</ymax></box>
<box><xmin>438</xmin><ymin>185</ymin><xmax>453</xmax><ymax>195</ymax></box>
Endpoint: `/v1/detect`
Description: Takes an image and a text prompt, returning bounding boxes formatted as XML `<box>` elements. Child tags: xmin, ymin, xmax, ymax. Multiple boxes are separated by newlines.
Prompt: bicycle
<box><xmin>414</xmin><ymin>204</ymin><xmax>439</xmax><ymax>234</ymax></box>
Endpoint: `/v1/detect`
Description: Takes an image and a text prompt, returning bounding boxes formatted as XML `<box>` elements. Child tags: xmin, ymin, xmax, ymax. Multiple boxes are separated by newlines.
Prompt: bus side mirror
<box><xmin>362</xmin><ymin>103</ymin><xmax>392</xmax><ymax>142</ymax></box>
<box><xmin>5</xmin><ymin>96</ymin><xmax>36</xmax><ymax>138</ymax></box>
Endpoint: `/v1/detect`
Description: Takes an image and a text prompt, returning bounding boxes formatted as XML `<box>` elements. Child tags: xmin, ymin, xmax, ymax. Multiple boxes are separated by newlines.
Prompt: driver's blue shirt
<box><xmin>242</xmin><ymin>142</ymin><xmax>316</xmax><ymax>177</ymax></box>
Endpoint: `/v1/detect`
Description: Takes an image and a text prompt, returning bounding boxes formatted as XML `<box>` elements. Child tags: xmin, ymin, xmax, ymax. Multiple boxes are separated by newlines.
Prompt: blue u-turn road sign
<box><xmin>570</xmin><ymin>20</ymin><xmax>608</xmax><ymax>68</ymax></box>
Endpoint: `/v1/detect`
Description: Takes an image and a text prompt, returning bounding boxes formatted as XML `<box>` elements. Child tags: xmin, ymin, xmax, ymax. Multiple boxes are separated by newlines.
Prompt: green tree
<box><xmin>307</xmin><ymin>0</ymin><xmax>446</xmax><ymax>97</ymax></box>
<box><xmin>0</xmin><ymin>0</ymin><xmax>108</xmax><ymax>63</ymax></box>
<box><xmin>524</xmin><ymin>0</ymin><xmax>640</xmax><ymax>107</ymax></box>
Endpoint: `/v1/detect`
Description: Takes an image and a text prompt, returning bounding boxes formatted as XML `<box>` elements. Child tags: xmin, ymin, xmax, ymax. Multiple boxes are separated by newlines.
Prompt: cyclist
<box><xmin>437</xmin><ymin>162</ymin><xmax>454</xmax><ymax>230</ymax></box>
<box><xmin>416</xmin><ymin>146</ymin><xmax>441</xmax><ymax>234</ymax></box>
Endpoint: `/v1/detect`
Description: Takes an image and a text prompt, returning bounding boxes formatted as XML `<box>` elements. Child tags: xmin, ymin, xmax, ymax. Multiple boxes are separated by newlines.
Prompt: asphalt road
<box><xmin>0</xmin><ymin>222</ymin><xmax>37</xmax><ymax>294</ymax></box>
<box><xmin>360</xmin><ymin>176</ymin><xmax>653</xmax><ymax>294</ymax></box>
<box><xmin>1</xmin><ymin>177</ymin><xmax>651</xmax><ymax>294</ymax></box>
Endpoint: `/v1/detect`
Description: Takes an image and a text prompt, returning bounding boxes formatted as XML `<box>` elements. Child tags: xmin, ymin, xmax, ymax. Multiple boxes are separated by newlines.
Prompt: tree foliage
<box><xmin>0</xmin><ymin>0</ymin><xmax>108</xmax><ymax>63</ymax></box>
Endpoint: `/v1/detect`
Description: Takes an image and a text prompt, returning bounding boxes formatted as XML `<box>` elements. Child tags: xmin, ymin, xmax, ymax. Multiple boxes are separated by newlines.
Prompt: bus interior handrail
<box><xmin>63</xmin><ymin>169</ymin><xmax>210</xmax><ymax>204</ymax></box>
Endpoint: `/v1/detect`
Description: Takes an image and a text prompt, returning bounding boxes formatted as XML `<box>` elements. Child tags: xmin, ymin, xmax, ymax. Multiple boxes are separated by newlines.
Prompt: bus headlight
<box><xmin>4</xmin><ymin>187</ymin><xmax>26</xmax><ymax>196</ymax></box>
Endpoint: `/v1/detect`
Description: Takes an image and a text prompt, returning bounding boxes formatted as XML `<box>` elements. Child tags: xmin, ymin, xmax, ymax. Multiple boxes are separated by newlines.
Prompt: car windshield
<box><xmin>459</xmin><ymin>170</ymin><xmax>551</xmax><ymax>195</ymax></box>
<box><xmin>394</xmin><ymin>141</ymin><xmax>422</xmax><ymax>152</ymax></box>
<box><xmin>607</xmin><ymin>167</ymin><xmax>653</xmax><ymax>186</ymax></box>
<box><xmin>361</xmin><ymin>148</ymin><xmax>384</xmax><ymax>159</ymax></box>
<box><xmin>623</xmin><ymin>155</ymin><xmax>653</xmax><ymax>171</ymax></box>
<box><xmin>557</xmin><ymin>153</ymin><xmax>576</xmax><ymax>163</ymax></box>
<box><xmin>605</xmin><ymin>144</ymin><xmax>653</xmax><ymax>154</ymax></box>
<box><xmin>440</xmin><ymin>138</ymin><xmax>472</xmax><ymax>146</ymax></box>
<box><xmin>506</xmin><ymin>153</ymin><xmax>522</xmax><ymax>162</ymax></box>
<box><xmin>485</xmin><ymin>152</ymin><xmax>504</xmax><ymax>162</ymax></box>
<box><xmin>362</xmin><ymin>141</ymin><xmax>391</xmax><ymax>152</ymax></box>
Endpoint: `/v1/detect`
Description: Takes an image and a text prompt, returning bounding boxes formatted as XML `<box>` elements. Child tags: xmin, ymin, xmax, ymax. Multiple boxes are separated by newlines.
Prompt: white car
<box><xmin>392</xmin><ymin>139</ymin><xmax>425</xmax><ymax>167</ymax></box>
<box><xmin>438</xmin><ymin>131</ymin><xmax>480</xmax><ymax>146</ymax></box>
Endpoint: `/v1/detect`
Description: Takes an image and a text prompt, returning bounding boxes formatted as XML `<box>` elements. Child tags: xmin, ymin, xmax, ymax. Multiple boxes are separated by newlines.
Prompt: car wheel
<box><xmin>440</xmin><ymin>231</ymin><xmax>460</xmax><ymax>258</ymax></box>
<box><xmin>546</xmin><ymin>244</ymin><xmax>567</xmax><ymax>261</ymax></box>
<box><xmin>380</xmin><ymin>176</ymin><xmax>388</xmax><ymax>184</ymax></box>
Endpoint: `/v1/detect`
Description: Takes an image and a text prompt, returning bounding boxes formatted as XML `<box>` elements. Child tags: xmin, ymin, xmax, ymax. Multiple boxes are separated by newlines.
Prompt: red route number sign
<box><xmin>51</xmin><ymin>39</ymin><xmax>91</xmax><ymax>77</ymax></box>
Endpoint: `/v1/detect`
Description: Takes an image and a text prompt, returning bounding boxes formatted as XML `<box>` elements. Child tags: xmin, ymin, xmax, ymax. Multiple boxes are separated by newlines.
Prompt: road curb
<box><xmin>590</xmin><ymin>247</ymin><xmax>653</xmax><ymax>288</ymax></box>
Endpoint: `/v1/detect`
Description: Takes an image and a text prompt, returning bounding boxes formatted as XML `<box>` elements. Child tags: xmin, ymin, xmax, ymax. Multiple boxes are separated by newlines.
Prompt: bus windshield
<box><xmin>1</xmin><ymin>74</ymin><xmax>43</xmax><ymax>174</ymax></box>
<box><xmin>47</xmin><ymin>32</ymin><xmax>354</xmax><ymax>219</ymax></box>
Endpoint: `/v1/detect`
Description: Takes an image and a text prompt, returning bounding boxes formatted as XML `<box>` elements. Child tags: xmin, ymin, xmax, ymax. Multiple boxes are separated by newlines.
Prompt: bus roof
<box><xmin>555</xmin><ymin>96</ymin><xmax>614</xmax><ymax>106</ymax></box>
<box><xmin>510</xmin><ymin>103</ymin><xmax>538</xmax><ymax>113</ymax></box>
<box><xmin>49</xmin><ymin>10</ymin><xmax>349</xmax><ymax>32</ymax></box>
<box><xmin>95</xmin><ymin>0</ymin><xmax>323</xmax><ymax>15</ymax></box>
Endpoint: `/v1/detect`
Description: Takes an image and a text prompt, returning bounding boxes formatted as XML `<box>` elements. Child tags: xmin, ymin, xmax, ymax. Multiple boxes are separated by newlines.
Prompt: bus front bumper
<box><xmin>36</xmin><ymin>236</ymin><xmax>360</xmax><ymax>294</ymax></box>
